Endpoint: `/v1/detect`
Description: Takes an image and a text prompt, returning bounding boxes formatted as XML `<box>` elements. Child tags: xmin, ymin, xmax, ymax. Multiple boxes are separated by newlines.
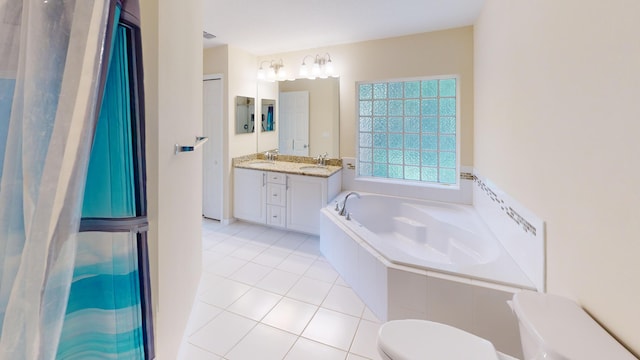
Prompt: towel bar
<box><xmin>175</xmin><ymin>136</ymin><xmax>208</xmax><ymax>155</ymax></box>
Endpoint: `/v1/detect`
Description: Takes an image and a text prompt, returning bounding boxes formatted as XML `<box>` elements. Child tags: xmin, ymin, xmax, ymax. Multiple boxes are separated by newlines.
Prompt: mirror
<box><xmin>260</xmin><ymin>99</ymin><xmax>275</xmax><ymax>132</ymax></box>
<box><xmin>235</xmin><ymin>96</ymin><xmax>255</xmax><ymax>133</ymax></box>
<box><xmin>268</xmin><ymin>77</ymin><xmax>339</xmax><ymax>157</ymax></box>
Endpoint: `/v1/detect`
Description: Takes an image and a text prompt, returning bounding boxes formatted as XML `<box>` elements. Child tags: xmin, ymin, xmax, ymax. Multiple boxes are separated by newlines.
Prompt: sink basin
<box><xmin>246</xmin><ymin>160</ymin><xmax>276</xmax><ymax>169</ymax></box>
<box><xmin>299</xmin><ymin>166</ymin><xmax>331</xmax><ymax>174</ymax></box>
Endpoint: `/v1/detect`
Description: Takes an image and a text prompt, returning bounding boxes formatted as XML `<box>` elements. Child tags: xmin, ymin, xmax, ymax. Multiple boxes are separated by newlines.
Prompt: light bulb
<box><xmin>325</xmin><ymin>60</ymin><xmax>334</xmax><ymax>77</ymax></box>
<box><xmin>267</xmin><ymin>67</ymin><xmax>276</xmax><ymax>81</ymax></box>
<box><xmin>277</xmin><ymin>67</ymin><xmax>287</xmax><ymax>81</ymax></box>
<box><xmin>299</xmin><ymin>63</ymin><xmax>309</xmax><ymax>77</ymax></box>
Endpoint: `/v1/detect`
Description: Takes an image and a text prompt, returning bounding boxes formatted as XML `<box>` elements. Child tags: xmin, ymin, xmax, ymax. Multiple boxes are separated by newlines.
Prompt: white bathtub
<box><xmin>319</xmin><ymin>191</ymin><xmax>534</xmax><ymax>357</ymax></box>
<box><xmin>321</xmin><ymin>191</ymin><xmax>534</xmax><ymax>289</ymax></box>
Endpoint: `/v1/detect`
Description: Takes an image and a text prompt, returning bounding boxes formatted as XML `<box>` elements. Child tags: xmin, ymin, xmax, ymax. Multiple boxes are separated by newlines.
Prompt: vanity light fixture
<box><xmin>257</xmin><ymin>59</ymin><xmax>288</xmax><ymax>82</ymax></box>
<box><xmin>299</xmin><ymin>53</ymin><xmax>336</xmax><ymax>79</ymax></box>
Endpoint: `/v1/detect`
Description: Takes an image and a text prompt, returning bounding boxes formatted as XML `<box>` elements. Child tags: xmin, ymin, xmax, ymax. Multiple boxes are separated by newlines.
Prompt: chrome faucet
<box><xmin>264</xmin><ymin>149</ymin><xmax>279</xmax><ymax>161</ymax></box>
<box><xmin>339</xmin><ymin>191</ymin><xmax>361</xmax><ymax>216</ymax></box>
<box><xmin>316</xmin><ymin>152</ymin><xmax>328</xmax><ymax>166</ymax></box>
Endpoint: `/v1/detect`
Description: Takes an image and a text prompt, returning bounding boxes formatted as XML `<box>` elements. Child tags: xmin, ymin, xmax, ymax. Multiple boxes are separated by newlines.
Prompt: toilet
<box><xmin>377</xmin><ymin>290</ymin><xmax>637</xmax><ymax>360</ymax></box>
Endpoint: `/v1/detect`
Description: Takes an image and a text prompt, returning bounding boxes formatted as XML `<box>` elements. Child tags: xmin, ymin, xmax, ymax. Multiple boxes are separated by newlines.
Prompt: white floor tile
<box><xmin>334</xmin><ymin>276</ymin><xmax>350</xmax><ymax>287</ymax></box>
<box><xmin>225</xmin><ymin>324</ymin><xmax>298</xmax><ymax>360</ymax></box>
<box><xmin>227</xmin><ymin>288</ymin><xmax>282</xmax><ymax>321</ymax></box>
<box><xmin>230</xmin><ymin>243</ymin><xmax>268</xmax><ymax>261</ymax></box>
<box><xmin>235</xmin><ymin>223</ymin><xmax>271</xmax><ymax>239</ymax></box>
<box><xmin>304</xmin><ymin>260</ymin><xmax>339</xmax><ymax>283</ymax></box>
<box><xmin>188</xmin><ymin>311</ymin><xmax>256</xmax><ymax>356</ymax></box>
<box><xmin>199</xmin><ymin>278</ymin><xmax>251</xmax><ymax>308</ymax></box>
<box><xmin>302</xmin><ymin>308</ymin><xmax>360</xmax><ymax>351</ymax></box>
<box><xmin>286</xmin><ymin>276</ymin><xmax>332</xmax><ymax>305</ymax></box>
<box><xmin>184</xmin><ymin>301</ymin><xmax>223</xmax><ymax>336</ymax></box>
<box><xmin>229</xmin><ymin>261</ymin><xmax>272</xmax><ymax>286</ymax></box>
<box><xmin>185</xmin><ymin>221</ymin><xmax>386</xmax><ymax>360</ymax></box>
<box><xmin>350</xmin><ymin>320</ymin><xmax>384</xmax><ymax>360</ymax></box>
<box><xmin>252</xmin><ymin>247</ymin><xmax>291</xmax><ymax>268</ymax></box>
<box><xmin>284</xmin><ymin>337</ymin><xmax>347</xmax><ymax>360</ymax></box>
<box><xmin>204</xmin><ymin>256</ymin><xmax>248</xmax><ymax>277</ymax></box>
<box><xmin>262</xmin><ymin>297</ymin><xmax>318</xmax><ymax>335</ymax></box>
<box><xmin>322</xmin><ymin>284</ymin><xmax>366</xmax><ymax>317</ymax></box>
<box><xmin>209</xmin><ymin>241</ymin><xmax>246</xmax><ymax>257</ymax></box>
<box><xmin>362</xmin><ymin>307</ymin><xmax>381</xmax><ymax>323</ymax></box>
<box><xmin>197</xmin><ymin>273</ymin><xmax>226</xmax><ymax>296</ymax></box>
<box><xmin>178</xmin><ymin>343</ymin><xmax>222</xmax><ymax>360</ymax></box>
<box><xmin>202</xmin><ymin>236</ymin><xmax>224</xmax><ymax>251</ymax></box>
<box><xmin>276</xmin><ymin>254</ymin><xmax>315</xmax><ymax>275</ymax></box>
<box><xmin>256</xmin><ymin>269</ymin><xmax>301</xmax><ymax>295</ymax></box>
<box><xmin>346</xmin><ymin>353</ymin><xmax>372</xmax><ymax>360</ymax></box>
<box><xmin>202</xmin><ymin>249</ymin><xmax>228</xmax><ymax>268</ymax></box>
<box><xmin>293</xmin><ymin>237</ymin><xmax>322</xmax><ymax>258</ymax></box>
<box><xmin>272</xmin><ymin>233</ymin><xmax>308</xmax><ymax>251</ymax></box>
<box><xmin>250</xmin><ymin>228</ymin><xmax>287</xmax><ymax>246</ymax></box>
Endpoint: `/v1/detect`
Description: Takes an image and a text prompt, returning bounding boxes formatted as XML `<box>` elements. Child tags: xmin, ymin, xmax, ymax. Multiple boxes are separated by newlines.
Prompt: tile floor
<box><xmin>178</xmin><ymin>219</ymin><xmax>384</xmax><ymax>360</ymax></box>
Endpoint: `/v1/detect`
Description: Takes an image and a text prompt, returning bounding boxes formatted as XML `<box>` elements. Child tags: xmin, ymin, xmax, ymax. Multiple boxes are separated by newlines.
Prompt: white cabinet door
<box><xmin>233</xmin><ymin>168</ymin><xmax>266</xmax><ymax>223</ymax></box>
<box><xmin>286</xmin><ymin>174</ymin><xmax>327</xmax><ymax>235</ymax></box>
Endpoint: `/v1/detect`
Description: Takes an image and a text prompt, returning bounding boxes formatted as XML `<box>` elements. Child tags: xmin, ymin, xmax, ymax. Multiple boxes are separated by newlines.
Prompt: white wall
<box><xmin>140</xmin><ymin>0</ymin><xmax>203</xmax><ymax>358</ymax></box>
<box><xmin>474</xmin><ymin>0</ymin><xmax>640</xmax><ymax>355</ymax></box>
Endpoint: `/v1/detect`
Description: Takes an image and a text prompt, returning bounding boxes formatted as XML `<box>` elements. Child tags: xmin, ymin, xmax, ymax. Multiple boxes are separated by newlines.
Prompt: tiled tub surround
<box><xmin>320</xmin><ymin>192</ymin><xmax>535</xmax><ymax>358</ymax></box>
<box><xmin>472</xmin><ymin>172</ymin><xmax>545</xmax><ymax>292</ymax></box>
<box><xmin>340</xmin><ymin>157</ymin><xmax>474</xmax><ymax>204</ymax></box>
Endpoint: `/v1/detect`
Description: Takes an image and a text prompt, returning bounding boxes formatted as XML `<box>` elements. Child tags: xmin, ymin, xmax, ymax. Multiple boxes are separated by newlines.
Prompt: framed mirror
<box><xmin>235</xmin><ymin>96</ymin><xmax>255</xmax><ymax>133</ymax></box>
<box><xmin>260</xmin><ymin>99</ymin><xmax>275</xmax><ymax>132</ymax></box>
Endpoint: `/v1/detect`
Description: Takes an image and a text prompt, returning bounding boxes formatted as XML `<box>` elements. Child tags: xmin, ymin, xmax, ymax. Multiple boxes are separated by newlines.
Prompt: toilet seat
<box><xmin>377</xmin><ymin>319</ymin><xmax>501</xmax><ymax>360</ymax></box>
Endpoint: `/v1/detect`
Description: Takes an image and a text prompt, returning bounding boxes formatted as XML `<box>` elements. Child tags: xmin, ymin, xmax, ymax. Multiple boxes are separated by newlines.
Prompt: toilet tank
<box><xmin>511</xmin><ymin>291</ymin><xmax>636</xmax><ymax>360</ymax></box>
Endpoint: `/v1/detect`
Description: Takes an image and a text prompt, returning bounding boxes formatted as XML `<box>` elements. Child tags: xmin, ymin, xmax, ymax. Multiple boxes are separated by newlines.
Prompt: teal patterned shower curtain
<box><xmin>0</xmin><ymin>0</ymin><xmax>153</xmax><ymax>359</ymax></box>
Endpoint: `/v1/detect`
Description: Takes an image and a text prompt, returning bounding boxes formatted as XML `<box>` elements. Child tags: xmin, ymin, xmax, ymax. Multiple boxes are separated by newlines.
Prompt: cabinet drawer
<box><xmin>266</xmin><ymin>183</ymin><xmax>286</xmax><ymax>206</ymax></box>
<box><xmin>266</xmin><ymin>172</ymin><xmax>286</xmax><ymax>185</ymax></box>
<box><xmin>266</xmin><ymin>205</ymin><xmax>285</xmax><ymax>227</ymax></box>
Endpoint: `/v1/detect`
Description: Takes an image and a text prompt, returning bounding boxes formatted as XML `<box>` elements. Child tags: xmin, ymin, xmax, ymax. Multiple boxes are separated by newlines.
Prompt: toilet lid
<box><xmin>378</xmin><ymin>320</ymin><xmax>500</xmax><ymax>360</ymax></box>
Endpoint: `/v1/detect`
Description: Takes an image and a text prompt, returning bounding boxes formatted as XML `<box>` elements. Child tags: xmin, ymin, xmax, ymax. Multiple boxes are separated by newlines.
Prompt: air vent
<box><xmin>203</xmin><ymin>31</ymin><xmax>216</xmax><ymax>39</ymax></box>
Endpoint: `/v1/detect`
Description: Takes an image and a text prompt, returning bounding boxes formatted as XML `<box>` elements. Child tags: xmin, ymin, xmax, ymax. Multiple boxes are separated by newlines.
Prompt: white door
<box><xmin>279</xmin><ymin>91</ymin><xmax>309</xmax><ymax>156</ymax></box>
<box><xmin>203</xmin><ymin>78</ymin><xmax>223</xmax><ymax>220</ymax></box>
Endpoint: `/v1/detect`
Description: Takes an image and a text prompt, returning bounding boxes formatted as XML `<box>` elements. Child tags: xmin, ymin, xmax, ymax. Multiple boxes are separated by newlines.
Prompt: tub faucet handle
<box><xmin>334</xmin><ymin>202</ymin><xmax>340</xmax><ymax>212</ymax></box>
<box><xmin>345</xmin><ymin>212</ymin><xmax>352</xmax><ymax>221</ymax></box>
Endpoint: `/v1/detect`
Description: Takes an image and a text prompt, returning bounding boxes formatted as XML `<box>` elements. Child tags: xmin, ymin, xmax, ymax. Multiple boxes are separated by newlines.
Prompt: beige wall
<box><xmin>474</xmin><ymin>0</ymin><xmax>640</xmax><ymax>355</ymax></box>
<box><xmin>141</xmin><ymin>0</ymin><xmax>203</xmax><ymax>358</ymax></box>
<box><xmin>261</xmin><ymin>27</ymin><xmax>474</xmax><ymax>165</ymax></box>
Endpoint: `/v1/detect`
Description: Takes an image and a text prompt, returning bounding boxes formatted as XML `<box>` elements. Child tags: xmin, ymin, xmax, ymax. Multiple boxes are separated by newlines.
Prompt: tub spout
<box><xmin>339</xmin><ymin>191</ymin><xmax>361</xmax><ymax>216</ymax></box>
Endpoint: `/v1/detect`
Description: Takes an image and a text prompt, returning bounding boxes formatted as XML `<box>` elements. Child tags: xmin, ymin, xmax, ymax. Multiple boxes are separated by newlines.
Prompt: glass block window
<box><xmin>357</xmin><ymin>77</ymin><xmax>459</xmax><ymax>185</ymax></box>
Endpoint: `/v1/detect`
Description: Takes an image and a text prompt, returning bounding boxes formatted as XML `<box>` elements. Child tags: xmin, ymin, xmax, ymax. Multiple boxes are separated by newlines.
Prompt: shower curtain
<box><xmin>0</xmin><ymin>0</ymin><xmax>153</xmax><ymax>359</ymax></box>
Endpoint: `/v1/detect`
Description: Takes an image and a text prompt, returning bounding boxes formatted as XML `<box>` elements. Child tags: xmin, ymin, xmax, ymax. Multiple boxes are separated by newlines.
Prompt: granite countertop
<box><xmin>235</xmin><ymin>159</ymin><xmax>342</xmax><ymax>178</ymax></box>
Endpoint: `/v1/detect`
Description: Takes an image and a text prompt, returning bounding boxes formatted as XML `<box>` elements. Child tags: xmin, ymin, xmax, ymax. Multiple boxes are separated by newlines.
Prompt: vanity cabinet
<box><xmin>233</xmin><ymin>167</ymin><xmax>266</xmax><ymax>224</ymax></box>
<box><xmin>265</xmin><ymin>172</ymin><xmax>286</xmax><ymax>227</ymax></box>
<box><xmin>233</xmin><ymin>167</ymin><xmax>341</xmax><ymax>235</ymax></box>
<box><xmin>286</xmin><ymin>173</ymin><xmax>328</xmax><ymax>234</ymax></box>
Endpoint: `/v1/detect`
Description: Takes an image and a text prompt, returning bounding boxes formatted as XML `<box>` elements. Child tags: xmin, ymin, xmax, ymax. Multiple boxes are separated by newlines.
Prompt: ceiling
<box><xmin>203</xmin><ymin>0</ymin><xmax>486</xmax><ymax>55</ymax></box>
